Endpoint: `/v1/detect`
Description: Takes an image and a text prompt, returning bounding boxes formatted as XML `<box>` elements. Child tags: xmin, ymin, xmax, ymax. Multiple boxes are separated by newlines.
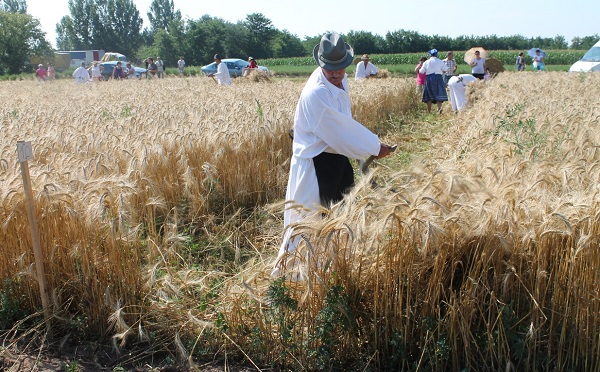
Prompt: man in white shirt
<box><xmin>72</xmin><ymin>62</ymin><xmax>90</xmax><ymax>83</ymax></box>
<box><xmin>155</xmin><ymin>57</ymin><xmax>164</xmax><ymax>78</ymax></box>
<box><xmin>354</xmin><ymin>54</ymin><xmax>378</xmax><ymax>80</ymax></box>
<box><xmin>209</xmin><ymin>54</ymin><xmax>232</xmax><ymax>86</ymax></box>
<box><xmin>272</xmin><ymin>33</ymin><xmax>393</xmax><ymax>277</ymax></box>
<box><xmin>177</xmin><ymin>57</ymin><xmax>185</xmax><ymax>76</ymax></box>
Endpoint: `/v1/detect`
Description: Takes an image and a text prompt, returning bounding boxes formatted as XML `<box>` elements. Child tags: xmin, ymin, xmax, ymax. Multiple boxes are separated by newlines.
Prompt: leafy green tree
<box><xmin>242</xmin><ymin>13</ymin><xmax>276</xmax><ymax>59</ymax></box>
<box><xmin>570</xmin><ymin>34</ymin><xmax>598</xmax><ymax>49</ymax></box>
<box><xmin>301</xmin><ymin>35</ymin><xmax>321</xmax><ymax>56</ymax></box>
<box><xmin>384</xmin><ymin>29</ymin><xmax>429</xmax><ymax>53</ymax></box>
<box><xmin>95</xmin><ymin>0</ymin><xmax>143</xmax><ymax>57</ymax></box>
<box><xmin>138</xmin><ymin>27</ymin><xmax>183</xmax><ymax>67</ymax></box>
<box><xmin>147</xmin><ymin>0</ymin><xmax>181</xmax><ymax>33</ymax></box>
<box><xmin>272</xmin><ymin>30</ymin><xmax>306</xmax><ymax>58</ymax></box>
<box><xmin>345</xmin><ymin>30</ymin><xmax>385</xmax><ymax>54</ymax></box>
<box><xmin>56</xmin><ymin>0</ymin><xmax>98</xmax><ymax>50</ymax></box>
<box><xmin>0</xmin><ymin>11</ymin><xmax>52</xmax><ymax>74</ymax></box>
<box><xmin>547</xmin><ymin>35</ymin><xmax>568</xmax><ymax>49</ymax></box>
<box><xmin>185</xmin><ymin>15</ymin><xmax>231</xmax><ymax>65</ymax></box>
<box><xmin>56</xmin><ymin>0</ymin><xmax>142</xmax><ymax>58</ymax></box>
<box><xmin>1</xmin><ymin>0</ymin><xmax>26</xmax><ymax>13</ymax></box>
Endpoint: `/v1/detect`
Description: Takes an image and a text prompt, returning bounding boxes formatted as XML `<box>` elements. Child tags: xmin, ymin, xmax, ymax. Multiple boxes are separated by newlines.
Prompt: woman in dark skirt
<box><xmin>419</xmin><ymin>48</ymin><xmax>448</xmax><ymax>113</ymax></box>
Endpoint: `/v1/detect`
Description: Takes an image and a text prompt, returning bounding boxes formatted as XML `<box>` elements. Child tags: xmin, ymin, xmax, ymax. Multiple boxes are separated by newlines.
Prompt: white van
<box><xmin>569</xmin><ymin>40</ymin><xmax>600</xmax><ymax>72</ymax></box>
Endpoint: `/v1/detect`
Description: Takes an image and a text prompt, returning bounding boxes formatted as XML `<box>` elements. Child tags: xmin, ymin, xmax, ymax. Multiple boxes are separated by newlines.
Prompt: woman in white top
<box><xmin>469</xmin><ymin>50</ymin><xmax>486</xmax><ymax>79</ymax></box>
<box><xmin>89</xmin><ymin>62</ymin><xmax>103</xmax><ymax>81</ymax></box>
<box><xmin>419</xmin><ymin>48</ymin><xmax>448</xmax><ymax>113</ymax></box>
<box><xmin>532</xmin><ymin>50</ymin><xmax>545</xmax><ymax>70</ymax></box>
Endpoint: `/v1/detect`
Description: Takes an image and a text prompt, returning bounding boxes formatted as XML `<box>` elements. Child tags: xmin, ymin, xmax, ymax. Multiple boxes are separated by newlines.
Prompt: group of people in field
<box><xmin>414</xmin><ymin>48</ymin><xmax>490</xmax><ymax>114</ymax></box>
<box><xmin>271</xmin><ymin>34</ymin><xmax>540</xmax><ymax>279</ymax></box>
<box><xmin>207</xmin><ymin>54</ymin><xmax>258</xmax><ymax>86</ymax></box>
<box><xmin>36</xmin><ymin>56</ymin><xmax>188</xmax><ymax>83</ymax></box>
<box><xmin>35</xmin><ymin>63</ymin><xmax>54</xmax><ymax>80</ymax></box>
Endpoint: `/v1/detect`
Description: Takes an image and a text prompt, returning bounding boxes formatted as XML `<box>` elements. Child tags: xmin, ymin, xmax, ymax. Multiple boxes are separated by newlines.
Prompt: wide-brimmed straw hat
<box><xmin>313</xmin><ymin>32</ymin><xmax>354</xmax><ymax>70</ymax></box>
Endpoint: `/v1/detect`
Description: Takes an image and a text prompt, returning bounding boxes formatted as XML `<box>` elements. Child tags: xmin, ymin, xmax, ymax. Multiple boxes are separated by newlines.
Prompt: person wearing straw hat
<box><xmin>355</xmin><ymin>53</ymin><xmax>378</xmax><ymax>80</ymax></box>
<box><xmin>419</xmin><ymin>48</ymin><xmax>448</xmax><ymax>113</ymax></box>
<box><xmin>272</xmin><ymin>32</ymin><xmax>393</xmax><ymax>277</ymax></box>
<box><xmin>242</xmin><ymin>56</ymin><xmax>258</xmax><ymax>77</ymax></box>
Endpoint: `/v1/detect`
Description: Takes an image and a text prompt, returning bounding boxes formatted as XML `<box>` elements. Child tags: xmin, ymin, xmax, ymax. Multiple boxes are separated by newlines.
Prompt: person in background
<box><xmin>47</xmin><ymin>63</ymin><xmax>55</xmax><ymax>79</ymax></box>
<box><xmin>532</xmin><ymin>50</ymin><xmax>545</xmax><ymax>71</ymax></box>
<box><xmin>243</xmin><ymin>56</ymin><xmax>258</xmax><ymax>77</ymax></box>
<box><xmin>89</xmin><ymin>61</ymin><xmax>103</xmax><ymax>81</ymax></box>
<box><xmin>516</xmin><ymin>52</ymin><xmax>525</xmax><ymax>71</ymax></box>
<box><xmin>483</xmin><ymin>68</ymin><xmax>491</xmax><ymax>81</ymax></box>
<box><xmin>36</xmin><ymin>64</ymin><xmax>47</xmax><ymax>81</ymax></box>
<box><xmin>177</xmin><ymin>56</ymin><xmax>185</xmax><ymax>76</ymax></box>
<box><xmin>419</xmin><ymin>49</ymin><xmax>448</xmax><ymax>113</ymax></box>
<box><xmin>146</xmin><ymin>58</ymin><xmax>158</xmax><ymax>78</ymax></box>
<box><xmin>272</xmin><ymin>32</ymin><xmax>393</xmax><ymax>277</ymax></box>
<box><xmin>155</xmin><ymin>57</ymin><xmax>164</xmax><ymax>78</ymax></box>
<box><xmin>112</xmin><ymin>61</ymin><xmax>125</xmax><ymax>80</ymax></box>
<box><xmin>354</xmin><ymin>54</ymin><xmax>378</xmax><ymax>80</ymax></box>
<box><xmin>442</xmin><ymin>51</ymin><xmax>457</xmax><ymax>86</ymax></box>
<box><xmin>447</xmin><ymin>74</ymin><xmax>478</xmax><ymax>112</ymax></box>
<box><xmin>125</xmin><ymin>62</ymin><xmax>135</xmax><ymax>79</ymax></box>
<box><xmin>209</xmin><ymin>54</ymin><xmax>232</xmax><ymax>86</ymax></box>
<box><xmin>248</xmin><ymin>56</ymin><xmax>258</xmax><ymax>69</ymax></box>
<box><xmin>73</xmin><ymin>61</ymin><xmax>90</xmax><ymax>83</ymax></box>
<box><xmin>469</xmin><ymin>50</ymin><xmax>486</xmax><ymax>79</ymax></box>
<box><xmin>415</xmin><ymin>56</ymin><xmax>427</xmax><ymax>94</ymax></box>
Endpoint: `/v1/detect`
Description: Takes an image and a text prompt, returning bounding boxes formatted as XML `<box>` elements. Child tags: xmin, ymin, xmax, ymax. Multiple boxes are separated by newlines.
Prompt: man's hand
<box><xmin>376</xmin><ymin>143</ymin><xmax>396</xmax><ymax>159</ymax></box>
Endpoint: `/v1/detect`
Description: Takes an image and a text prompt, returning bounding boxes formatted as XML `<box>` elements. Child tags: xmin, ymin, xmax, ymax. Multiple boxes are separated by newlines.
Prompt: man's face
<box><xmin>322</xmin><ymin>67</ymin><xmax>346</xmax><ymax>87</ymax></box>
<box><xmin>447</xmin><ymin>53</ymin><xmax>454</xmax><ymax>60</ymax></box>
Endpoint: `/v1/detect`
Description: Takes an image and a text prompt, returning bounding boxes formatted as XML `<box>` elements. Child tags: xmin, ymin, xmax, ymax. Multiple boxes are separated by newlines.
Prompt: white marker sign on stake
<box><xmin>17</xmin><ymin>141</ymin><xmax>51</xmax><ymax>331</ymax></box>
<box><xmin>17</xmin><ymin>141</ymin><xmax>33</xmax><ymax>162</ymax></box>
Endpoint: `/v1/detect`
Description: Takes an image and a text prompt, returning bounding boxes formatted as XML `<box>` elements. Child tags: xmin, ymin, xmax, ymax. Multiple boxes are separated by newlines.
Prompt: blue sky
<box><xmin>27</xmin><ymin>0</ymin><xmax>599</xmax><ymax>48</ymax></box>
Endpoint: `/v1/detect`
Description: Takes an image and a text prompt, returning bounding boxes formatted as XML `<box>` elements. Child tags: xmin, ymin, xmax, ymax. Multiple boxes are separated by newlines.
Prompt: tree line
<box><xmin>1</xmin><ymin>0</ymin><xmax>599</xmax><ymax>75</ymax></box>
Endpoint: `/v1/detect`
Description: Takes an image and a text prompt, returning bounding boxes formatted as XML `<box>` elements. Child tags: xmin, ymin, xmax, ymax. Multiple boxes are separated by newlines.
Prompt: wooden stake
<box><xmin>17</xmin><ymin>141</ymin><xmax>51</xmax><ymax>330</ymax></box>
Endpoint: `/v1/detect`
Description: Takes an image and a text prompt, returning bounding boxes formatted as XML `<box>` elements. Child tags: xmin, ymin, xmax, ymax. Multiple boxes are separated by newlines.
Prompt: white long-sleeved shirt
<box><xmin>72</xmin><ymin>66</ymin><xmax>90</xmax><ymax>83</ymax></box>
<box><xmin>355</xmin><ymin>61</ymin><xmax>378</xmax><ymax>80</ymax></box>
<box><xmin>273</xmin><ymin>67</ymin><xmax>381</xmax><ymax>271</ymax></box>
<box><xmin>214</xmin><ymin>62</ymin><xmax>232</xmax><ymax>86</ymax></box>
<box><xmin>419</xmin><ymin>57</ymin><xmax>447</xmax><ymax>75</ymax></box>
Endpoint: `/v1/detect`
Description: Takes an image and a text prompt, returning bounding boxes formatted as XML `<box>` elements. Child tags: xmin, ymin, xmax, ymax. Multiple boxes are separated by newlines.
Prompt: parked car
<box><xmin>99</xmin><ymin>61</ymin><xmax>146</xmax><ymax>80</ymax></box>
<box><xmin>201</xmin><ymin>58</ymin><xmax>270</xmax><ymax>77</ymax></box>
<box><xmin>569</xmin><ymin>39</ymin><xmax>600</xmax><ymax>72</ymax></box>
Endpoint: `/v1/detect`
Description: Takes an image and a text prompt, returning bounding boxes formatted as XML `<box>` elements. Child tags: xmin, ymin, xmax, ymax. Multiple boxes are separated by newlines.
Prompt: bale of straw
<box><xmin>373</xmin><ymin>68</ymin><xmax>390</xmax><ymax>78</ymax></box>
<box><xmin>485</xmin><ymin>58</ymin><xmax>505</xmax><ymax>74</ymax></box>
<box><xmin>245</xmin><ymin>69</ymin><xmax>272</xmax><ymax>83</ymax></box>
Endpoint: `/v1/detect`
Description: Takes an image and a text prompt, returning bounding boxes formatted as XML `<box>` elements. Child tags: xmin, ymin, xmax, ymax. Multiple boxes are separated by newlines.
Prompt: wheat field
<box><xmin>0</xmin><ymin>72</ymin><xmax>599</xmax><ymax>370</ymax></box>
